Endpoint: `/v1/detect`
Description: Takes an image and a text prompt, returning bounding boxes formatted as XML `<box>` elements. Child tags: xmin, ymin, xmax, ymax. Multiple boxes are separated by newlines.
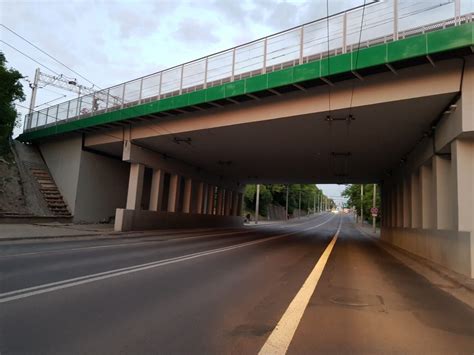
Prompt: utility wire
<box><xmin>0</xmin><ymin>40</ymin><xmax>60</xmax><ymax>75</ymax></box>
<box><xmin>349</xmin><ymin>0</ymin><xmax>367</xmax><ymax>115</ymax></box>
<box><xmin>0</xmin><ymin>24</ymin><xmax>101</xmax><ymax>89</ymax></box>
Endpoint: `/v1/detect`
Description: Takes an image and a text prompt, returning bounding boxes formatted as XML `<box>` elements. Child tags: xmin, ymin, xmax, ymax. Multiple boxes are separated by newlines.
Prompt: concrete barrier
<box><xmin>115</xmin><ymin>208</ymin><xmax>243</xmax><ymax>232</ymax></box>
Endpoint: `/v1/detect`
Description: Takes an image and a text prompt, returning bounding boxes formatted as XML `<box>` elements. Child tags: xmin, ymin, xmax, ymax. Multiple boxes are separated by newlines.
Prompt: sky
<box><xmin>0</xmin><ymin>0</ymin><xmax>465</xmax><ymax>202</ymax></box>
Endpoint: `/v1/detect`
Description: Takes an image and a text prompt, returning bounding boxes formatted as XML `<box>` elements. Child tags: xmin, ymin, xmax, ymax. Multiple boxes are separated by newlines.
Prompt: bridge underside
<box><xmin>86</xmin><ymin>94</ymin><xmax>455</xmax><ymax>184</ymax></box>
<box><xmin>30</xmin><ymin>56</ymin><xmax>474</xmax><ymax>278</ymax></box>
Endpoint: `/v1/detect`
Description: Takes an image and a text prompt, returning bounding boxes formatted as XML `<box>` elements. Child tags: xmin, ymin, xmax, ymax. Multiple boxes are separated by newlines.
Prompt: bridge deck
<box><xmin>18</xmin><ymin>9</ymin><xmax>473</xmax><ymax>143</ymax></box>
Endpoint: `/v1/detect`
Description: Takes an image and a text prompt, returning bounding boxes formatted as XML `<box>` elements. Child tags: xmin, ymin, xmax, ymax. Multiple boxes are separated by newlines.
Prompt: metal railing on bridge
<box><xmin>23</xmin><ymin>0</ymin><xmax>473</xmax><ymax>132</ymax></box>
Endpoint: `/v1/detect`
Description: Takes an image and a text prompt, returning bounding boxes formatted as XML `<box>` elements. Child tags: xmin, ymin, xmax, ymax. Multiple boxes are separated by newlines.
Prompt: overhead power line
<box><xmin>0</xmin><ymin>23</ymin><xmax>101</xmax><ymax>89</ymax></box>
<box><xmin>0</xmin><ymin>40</ymin><xmax>60</xmax><ymax>75</ymax></box>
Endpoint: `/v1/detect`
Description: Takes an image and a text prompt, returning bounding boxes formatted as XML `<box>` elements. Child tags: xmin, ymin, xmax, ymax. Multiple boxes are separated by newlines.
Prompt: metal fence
<box><xmin>24</xmin><ymin>0</ymin><xmax>473</xmax><ymax>132</ymax></box>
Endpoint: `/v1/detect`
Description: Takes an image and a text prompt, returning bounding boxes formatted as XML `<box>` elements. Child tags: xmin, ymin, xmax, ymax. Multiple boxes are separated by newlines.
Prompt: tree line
<box><xmin>244</xmin><ymin>184</ymin><xmax>335</xmax><ymax>217</ymax></box>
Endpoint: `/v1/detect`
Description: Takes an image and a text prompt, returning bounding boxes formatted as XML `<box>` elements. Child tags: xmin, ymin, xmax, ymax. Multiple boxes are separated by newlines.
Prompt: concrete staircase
<box><xmin>8</xmin><ymin>141</ymin><xmax>72</xmax><ymax>220</ymax></box>
<box><xmin>29</xmin><ymin>167</ymin><xmax>71</xmax><ymax>217</ymax></box>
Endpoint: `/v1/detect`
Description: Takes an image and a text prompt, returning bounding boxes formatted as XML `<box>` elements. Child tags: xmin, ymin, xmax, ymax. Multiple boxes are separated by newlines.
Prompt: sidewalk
<box><xmin>0</xmin><ymin>223</ymin><xmax>234</xmax><ymax>243</ymax></box>
<box><xmin>0</xmin><ymin>223</ymin><xmax>116</xmax><ymax>241</ymax></box>
<box><xmin>355</xmin><ymin>221</ymin><xmax>474</xmax><ymax>308</ymax></box>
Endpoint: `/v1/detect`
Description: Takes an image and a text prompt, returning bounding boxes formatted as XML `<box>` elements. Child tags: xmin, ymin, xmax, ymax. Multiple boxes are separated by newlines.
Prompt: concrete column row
<box><xmin>124</xmin><ymin>165</ymin><xmax>243</xmax><ymax>217</ymax></box>
<box><xmin>382</xmin><ymin>138</ymin><xmax>473</xmax><ymax>233</ymax></box>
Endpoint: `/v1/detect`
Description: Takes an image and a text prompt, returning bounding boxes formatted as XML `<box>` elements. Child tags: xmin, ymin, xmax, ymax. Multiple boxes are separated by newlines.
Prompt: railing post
<box><xmin>299</xmin><ymin>26</ymin><xmax>304</xmax><ymax>64</ymax></box>
<box><xmin>454</xmin><ymin>0</ymin><xmax>461</xmax><ymax>25</ymax></box>
<box><xmin>77</xmin><ymin>97</ymin><xmax>82</xmax><ymax>118</ymax></box>
<box><xmin>138</xmin><ymin>79</ymin><xmax>143</xmax><ymax>104</ymax></box>
<box><xmin>121</xmin><ymin>84</ymin><xmax>126</xmax><ymax>108</ymax></box>
<box><xmin>179</xmin><ymin>65</ymin><xmax>184</xmax><ymax>94</ymax></box>
<box><xmin>204</xmin><ymin>57</ymin><xmax>208</xmax><ymax>89</ymax></box>
<box><xmin>262</xmin><ymin>38</ymin><xmax>268</xmax><ymax>74</ymax></box>
<box><xmin>158</xmin><ymin>72</ymin><xmax>163</xmax><ymax>98</ymax></box>
<box><xmin>66</xmin><ymin>101</ymin><xmax>70</xmax><ymax>121</ymax></box>
<box><xmin>393</xmin><ymin>0</ymin><xmax>398</xmax><ymax>41</ymax></box>
<box><xmin>75</xmin><ymin>99</ymin><xmax>80</xmax><ymax>119</ymax></box>
<box><xmin>231</xmin><ymin>48</ymin><xmax>236</xmax><ymax>81</ymax></box>
<box><xmin>105</xmin><ymin>88</ymin><xmax>110</xmax><ymax>112</ymax></box>
<box><xmin>342</xmin><ymin>12</ymin><xmax>347</xmax><ymax>53</ymax></box>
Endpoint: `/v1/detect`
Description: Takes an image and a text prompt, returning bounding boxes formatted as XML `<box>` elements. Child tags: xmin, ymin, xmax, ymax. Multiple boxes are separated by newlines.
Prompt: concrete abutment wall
<box><xmin>381</xmin><ymin>57</ymin><xmax>474</xmax><ymax>278</ymax></box>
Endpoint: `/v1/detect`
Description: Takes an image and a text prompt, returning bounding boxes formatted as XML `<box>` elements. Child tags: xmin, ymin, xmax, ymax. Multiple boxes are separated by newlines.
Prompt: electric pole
<box><xmin>373</xmin><ymin>184</ymin><xmax>377</xmax><ymax>233</ymax></box>
<box><xmin>298</xmin><ymin>187</ymin><xmax>301</xmax><ymax>218</ymax></box>
<box><xmin>255</xmin><ymin>184</ymin><xmax>260</xmax><ymax>224</ymax></box>
<box><xmin>313</xmin><ymin>190</ymin><xmax>316</xmax><ymax>215</ymax></box>
<box><xmin>28</xmin><ymin>68</ymin><xmax>40</xmax><ymax>113</ymax></box>
<box><xmin>360</xmin><ymin>184</ymin><xmax>364</xmax><ymax>225</ymax></box>
<box><xmin>285</xmin><ymin>184</ymin><xmax>289</xmax><ymax>220</ymax></box>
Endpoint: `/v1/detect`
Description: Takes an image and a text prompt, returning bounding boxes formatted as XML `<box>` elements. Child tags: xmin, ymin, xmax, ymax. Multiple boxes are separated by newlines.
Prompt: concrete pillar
<box><xmin>402</xmin><ymin>176</ymin><xmax>411</xmax><ymax>228</ymax></box>
<box><xmin>126</xmin><ymin>163</ymin><xmax>145</xmax><ymax>210</ymax></box>
<box><xmin>196</xmin><ymin>182</ymin><xmax>204</xmax><ymax>214</ymax></box>
<box><xmin>410</xmin><ymin>170</ymin><xmax>421</xmax><ymax>228</ymax></box>
<box><xmin>390</xmin><ymin>185</ymin><xmax>396</xmax><ymax>227</ymax></box>
<box><xmin>433</xmin><ymin>155</ymin><xmax>454</xmax><ymax>230</ymax></box>
<box><xmin>217</xmin><ymin>188</ymin><xmax>224</xmax><ymax>215</ymax></box>
<box><xmin>452</xmin><ymin>139</ymin><xmax>474</xmax><ymax>232</ymax></box>
<box><xmin>224</xmin><ymin>190</ymin><xmax>232</xmax><ymax>216</ymax></box>
<box><xmin>168</xmin><ymin>173</ymin><xmax>181</xmax><ymax>213</ymax></box>
<box><xmin>382</xmin><ymin>184</ymin><xmax>389</xmax><ymax>228</ymax></box>
<box><xmin>202</xmin><ymin>185</ymin><xmax>207</xmax><ymax>214</ymax></box>
<box><xmin>183</xmin><ymin>177</ymin><xmax>192</xmax><ymax>213</ymax></box>
<box><xmin>237</xmin><ymin>192</ymin><xmax>243</xmax><ymax>217</ymax></box>
<box><xmin>149</xmin><ymin>168</ymin><xmax>164</xmax><ymax>211</ymax></box>
<box><xmin>207</xmin><ymin>185</ymin><xmax>215</xmax><ymax>215</ymax></box>
<box><xmin>232</xmin><ymin>191</ymin><xmax>239</xmax><ymax>216</ymax></box>
<box><xmin>420</xmin><ymin>163</ymin><xmax>434</xmax><ymax>229</ymax></box>
<box><xmin>396</xmin><ymin>183</ymin><xmax>403</xmax><ymax>227</ymax></box>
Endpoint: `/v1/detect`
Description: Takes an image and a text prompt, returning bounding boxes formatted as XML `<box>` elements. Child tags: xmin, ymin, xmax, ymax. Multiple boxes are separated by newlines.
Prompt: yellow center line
<box><xmin>258</xmin><ymin>216</ymin><xmax>342</xmax><ymax>355</ymax></box>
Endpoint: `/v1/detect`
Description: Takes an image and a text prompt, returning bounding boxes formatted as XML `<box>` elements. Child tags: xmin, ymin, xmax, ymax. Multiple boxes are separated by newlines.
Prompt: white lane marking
<box><xmin>0</xmin><ymin>215</ymin><xmax>336</xmax><ymax>303</ymax></box>
<box><xmin>0</xmin><ymin>230</ymin><xmax>255</xmax><ymax>259</ymax></box>
<box><xmin>1</xmin><ymin>214</ymin><xmax>330</xmax><ymax>259</ymax></box>
<box><xmin>258</xmin><ymin>217</ymin><xmax>342</xmax><ymax>355</ymax></box>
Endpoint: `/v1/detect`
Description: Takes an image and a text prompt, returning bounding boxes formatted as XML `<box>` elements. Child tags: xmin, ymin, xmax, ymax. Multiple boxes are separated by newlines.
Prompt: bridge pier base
<box><xmin>114</xmin><ymin>209</ymin><xmax>243</xmax><ymax>232</ymax></box>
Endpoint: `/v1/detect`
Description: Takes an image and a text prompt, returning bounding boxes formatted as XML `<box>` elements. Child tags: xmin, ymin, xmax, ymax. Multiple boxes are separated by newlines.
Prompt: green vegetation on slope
<box><xmin>0</xmin><ymin>51</ymin><xmax>25</xmax><ymax>155</ymax></box>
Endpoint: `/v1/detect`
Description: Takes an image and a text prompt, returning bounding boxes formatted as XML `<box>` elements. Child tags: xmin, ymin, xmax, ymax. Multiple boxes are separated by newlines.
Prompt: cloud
<box><xmin>173</xmin><ymin>19</ymin><xmax>219</xmax><ymax>45</ymax></box>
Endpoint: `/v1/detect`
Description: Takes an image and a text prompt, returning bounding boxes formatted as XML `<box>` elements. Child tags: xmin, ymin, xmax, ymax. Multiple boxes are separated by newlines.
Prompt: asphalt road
<box><xmin>0</xmin><ymin>213</ymin><xmax>473</xmax><ymax>354</ymax></box>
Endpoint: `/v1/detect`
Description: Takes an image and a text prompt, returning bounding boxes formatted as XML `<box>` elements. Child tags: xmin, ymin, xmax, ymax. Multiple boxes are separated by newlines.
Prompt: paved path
<box><xmin>0</xmin><ymin>213</ymin><xmax>472</xmax><ymax>354</ymax></box>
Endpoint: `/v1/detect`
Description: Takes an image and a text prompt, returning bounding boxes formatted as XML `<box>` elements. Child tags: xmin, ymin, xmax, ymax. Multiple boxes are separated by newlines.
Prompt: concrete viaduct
<box><xmin>18</xmin><ymin>2</ymin><xmax>474</xmax><ymax>277</ymax></box>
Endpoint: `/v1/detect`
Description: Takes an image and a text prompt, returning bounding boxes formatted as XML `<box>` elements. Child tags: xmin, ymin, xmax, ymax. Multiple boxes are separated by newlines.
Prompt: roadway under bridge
<box><xmin>17</xmin><ymin>4</ymin><xmax>474</xmax><ymax>278</ymax></box>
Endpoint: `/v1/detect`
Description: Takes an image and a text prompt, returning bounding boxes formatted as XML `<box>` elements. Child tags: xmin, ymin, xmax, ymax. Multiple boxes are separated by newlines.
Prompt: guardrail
<box><xmin>24</xmin><ymin>0</ymin><xmax>473</xmax><ymax>132</ymax></box>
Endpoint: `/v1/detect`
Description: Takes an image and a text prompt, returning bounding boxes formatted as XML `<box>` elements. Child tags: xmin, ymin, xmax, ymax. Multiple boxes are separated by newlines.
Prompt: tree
<box><xmin>342</xmin><ymin>184</ymin><xmax>381</xmax><ymax>223</ymax></box>
<box><xmin>244</xmin><ymin>183</ymin><xmax>324</xmax><ymax>216</ymax></box>
<box><xmin>0</xmin><ymin>51</ymin><xmax>25</xmax><ymax>155</ymax></box>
